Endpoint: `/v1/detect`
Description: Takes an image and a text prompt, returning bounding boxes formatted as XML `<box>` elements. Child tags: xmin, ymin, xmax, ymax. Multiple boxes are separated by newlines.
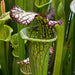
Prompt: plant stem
<box><xmin>70</xmin><ymin>14</ymin><xmax>75</xmax><ymax>75</ymax></box>
<box><xmin>4</xmin><ymin>42</ymin><xmax>10</xmax><ymax>75</ymax></box>
<box><xmin>15</xmin><ymin>0</ymin><xmax>34</xmax><ymax>75</ymax></box>
<box><xmin>53</xmin><ymin>21</ymin><xmax>65</xmax><ymax>75</ymax></box>
<box><xmin>15</xmin><ymin>0</ymin><xmax>35</xmax><ymax>60</ymax></box>
<box><xmin>12</xmin><ymin>57</ymin><xmax>20</xmax><ymax>75</ymax></box>
<box><xmin>0</xmin><ymin>41</ymin><xmax>8</xmax><ymax>75</ymax></box>
<box><xmin>53</xmin><ymin>0</ymin><xmax>66</xmax><ymax>75</ymax></box>
<box><xmin>17</xmin><ymin>24</ymin><xmax>26</xmax><ymax>60</ymax></box>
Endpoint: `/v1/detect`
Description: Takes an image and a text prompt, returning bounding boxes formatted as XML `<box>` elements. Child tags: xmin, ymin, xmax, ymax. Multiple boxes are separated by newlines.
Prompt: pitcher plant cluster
<box><xmin>0</xmin><ymin>0</ymin><xmax>75</xmax><ymax>75</ymax></box>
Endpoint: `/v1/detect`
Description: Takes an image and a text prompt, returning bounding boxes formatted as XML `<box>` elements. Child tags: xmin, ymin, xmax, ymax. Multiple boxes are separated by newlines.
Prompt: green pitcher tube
<box><xmin>28</xmin><ymin>41</ymin><xmax>52</xmax><ymax>75</ymax></box>
<box><xmin>20</xmin><ymin>26</ymin><xmax>57</xmax><ymax>75</ymax></box>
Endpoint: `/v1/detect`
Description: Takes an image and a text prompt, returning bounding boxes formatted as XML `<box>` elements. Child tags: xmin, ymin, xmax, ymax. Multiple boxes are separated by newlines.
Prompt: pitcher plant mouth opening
<box><xmin>20</xmin><ymin>26</ymin><xmax>57</xmax><ymax>42</ymax></box>
<box><xmin>0</xmin><ymin>12</ymin><xmax>13</xmax><ymax>41</ymax></box>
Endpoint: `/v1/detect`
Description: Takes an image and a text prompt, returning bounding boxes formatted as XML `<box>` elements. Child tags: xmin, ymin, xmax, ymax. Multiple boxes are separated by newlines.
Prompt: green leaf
<box><xmin>0</xmin><ymin>64</ymin><xmax>1</xmax><ymax>69</ymax></box>
<box><xmin>35</xmin><ymin>0</ymin><xmax>52</xmax><ymax>8</ymax></box>
<box><xmin>0</xmin><ymin>25</ymin><xmax>13</xmax><ymax>41</ymax></box>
